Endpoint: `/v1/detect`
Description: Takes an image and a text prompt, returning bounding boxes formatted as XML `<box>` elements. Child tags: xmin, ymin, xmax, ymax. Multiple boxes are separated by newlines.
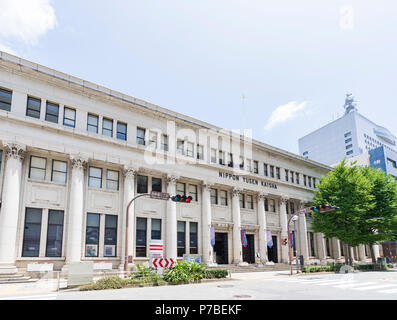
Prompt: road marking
<box><xmin>353</xmin><ymin>284</ymin><xmax>397</xmax><ymax>291</ymax></box>
<box><xmin>333</xmin><ymin>282</ymin><xmax>376</xmax><ymax>288</ymax></box>
<box><xmin>378</xmin><ymin>288</ymin><xmax>397</xmax><ymax>294</ymax></box>
<box><xmin>315</xmin><ymin>280</ymin><xmax>355</xmax><ymax>286</ymax></box>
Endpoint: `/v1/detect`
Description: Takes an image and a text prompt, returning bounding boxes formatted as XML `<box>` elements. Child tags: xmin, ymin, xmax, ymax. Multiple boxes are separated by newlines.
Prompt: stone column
<box><xmin>332</xmin><ymin>238</ymin><xmax>342</xmax><ymax>260</ymax></box>
<box><xmin>166</xmin><ymin>175</ymin><xmax>178</xmax><ymax>260</ymax></box>
<box><xmin>120</xmin><ymin>166</ymin><xmax>137</xmax><ymax>270</ymax></box>
<box><xmin>372</xmin><ymin>244</ymin><xmax>380</xmax><ymax>261</ymax></box>
<box><xmin>257</xmin><ymin>193</ymin><xmax>268</xmax><ymax>263</ymax></box>
<box><xmin>358</xmin><ymin>245</ymin><xmax>366</xmax><ymax>262</ymax></box>
<box><xmin>279</xmin><ymin>196</ymin><xmax>289</xmax><ymax>263</ymax></box>
<box><xmin>65</xmin><ymin>155</ymin><xmax>87</xmax><ymax>265</ymax></box>
<box><xmin>0</xmin><ymin>143</ymin><xmax>25</xmax><ymax>274</ymax></box>
<box><xmin>316</xmin><ymin>233</ymin><xmax>327</xmax><ymax>262</ymax></box>
<box><xmin>201</xmin><ymin>182</ymin><xmax>214</xmax><ymax>265</ymax></box>
<box><xmin>298</xmin><ymin>201</ymin><xmax>309</xmax><ymax>264</ymax></box>
<box><xmin>231</xmin><ymin>188</ymin><xmax>243</xmax><ymax>265</ymax></box>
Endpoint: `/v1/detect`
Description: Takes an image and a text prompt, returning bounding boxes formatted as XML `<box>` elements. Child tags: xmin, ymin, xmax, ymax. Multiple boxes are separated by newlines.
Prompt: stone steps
<box><xmin>0</xmin><ymin>273</ymin><xmax>37</xmax><ymax>284</ymax></box>
<box><xmin>207</xmin><ymin>263</ymin><xmax>291</xmax><ymax>273</ymax></box>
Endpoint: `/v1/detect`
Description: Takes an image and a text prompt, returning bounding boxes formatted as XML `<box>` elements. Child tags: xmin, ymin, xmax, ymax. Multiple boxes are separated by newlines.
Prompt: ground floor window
<box><xmin>46</xmin><ymin>210</ymin><xmax>64</xmax><ymax>257</ymax></box>
<box><xmin>85</xmin><ymin>213</ymin><xmax>100</xmax><ymax>257</ymax></box>
<box><xmin>136</xmin><ymin>217</ymin><xmax>147</xmax><ymax>257</ymax></box>
<box><xmin>177</xmin><ymin>221</ymin><xmax>186</xmax><ymax>257</ymax></box>
<box><xmin>189</xmin><ymin>222</ymin><xmax>198</xmax><ymax>254</ymax></box>
<box><xmin>22</xmin><ymin>208</ymin><xmax>42</xmax><ymax>257</ymax></box>
<box><xmin>308</xmin><ymin>232</ymin><xmax>315</xmax><ymax>257</ymax></box>
<box><xmin>104</xmin><ymin>215</ymin><xmax>117</xmax><ymax>257</ymax></box>
<box><xmin>151</xmin><ymin>218</ymin><xmax>161</xmax><ymax>240</ymax></box>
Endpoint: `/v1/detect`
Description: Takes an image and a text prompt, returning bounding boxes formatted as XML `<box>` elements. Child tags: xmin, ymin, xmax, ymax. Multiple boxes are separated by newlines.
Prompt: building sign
<box><xmin>218</xmin><ymin>171</ymin><xmax>277</xmax><ymax>189</ymax></box>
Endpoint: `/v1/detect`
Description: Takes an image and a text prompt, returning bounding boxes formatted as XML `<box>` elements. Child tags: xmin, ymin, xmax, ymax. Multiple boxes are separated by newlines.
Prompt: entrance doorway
<box><xmin>267</xmin><ymin>236</ymin><xmax>278</xmax><ymax>263</ymax></box>
<box><xmin>242</xmin><ymin>234</ymin><xmax>255</xmax><ymax>264</ymax></box>
<box><xmin>214</xmin><ymin>232</ymin><xmax>228</xmax><ymax>264</ymax></box>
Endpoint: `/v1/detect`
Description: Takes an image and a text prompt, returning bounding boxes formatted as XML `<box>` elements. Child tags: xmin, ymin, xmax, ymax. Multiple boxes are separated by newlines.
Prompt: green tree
<box><xmin>311</xmin><ymin>160</ymin><xmax>374</xmax><ymax>265</ymax></box>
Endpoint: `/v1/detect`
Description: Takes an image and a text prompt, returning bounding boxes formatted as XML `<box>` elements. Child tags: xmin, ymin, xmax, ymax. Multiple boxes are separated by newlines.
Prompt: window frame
<box><xmin>0</xmin><ymin>87</ymin><xmax>12</xmax><ymax>112</ymax></box>
<box><xmin>87</xmin><ymin>114</ymin><xmax>99</xmax><ymax>133</ymax></box>
<box><xmin>51</xmin><ymin>159</ymin><xmax>67</xmax><ymax>184</ymax></box>
<box><xmin>29</xmin><ymin>156</ymin><xmax>47</xmax><ymax>181</ymax></box>
<box><xmin>26</xmin><ymin>96</ymin><xmax>41</xmax><ymax>119</ymax></box>
<box><xmin>88</xmin><ymin>167</ymin><xmax>103</xmax><ymax>188</ymax></box>
<box><xmin>63</xmin><ymin>107</ymin><xmax>76</xmax><ymax>128</ymax></box>
<box><xmin>45</xmin><ymin>101</ymin><xmax>59</xmax><ymax>123</ymax></box>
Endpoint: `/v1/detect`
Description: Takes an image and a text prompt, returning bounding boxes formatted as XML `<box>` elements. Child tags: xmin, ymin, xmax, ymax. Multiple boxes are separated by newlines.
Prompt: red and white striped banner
<box><xmin>152</xmin><ymin>258</ymin><xmax>175</xmax><ymax>268</ymax></box>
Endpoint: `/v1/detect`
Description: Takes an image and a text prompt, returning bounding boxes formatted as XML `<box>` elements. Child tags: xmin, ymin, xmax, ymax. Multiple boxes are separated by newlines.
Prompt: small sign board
<box><xmin>27</xmin><ymin>263</ymin><xmax>53</xmax><ymax>272</ymax></box>
<box><xmin>183</xmin><ymin>254</ymin><xmax>202</xmax><ymax>264</ymax></box>
<box><xmin>150</xmin><ymin>191</ymin><xmax>170</xmax><ymax>200</ymax></box>
<box><xmin>67</xmin><ymin>261</ymin><xmax>94</xmax><ymax>287</ymax></box>
<box><xmin>93</xmin><ymin>262</ymin><xmax>113</xmax><ymax>270</ymax></box>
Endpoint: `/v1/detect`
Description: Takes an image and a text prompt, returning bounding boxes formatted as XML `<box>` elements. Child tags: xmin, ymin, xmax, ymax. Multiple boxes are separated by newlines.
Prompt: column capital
<box><xmin>70</xmin><ymin>154</ymin><xmax>88</xmax><ymax>170</ymax></box>
<box><xmin>202</xmin><ymin>180</ymin><xmax>215</xmax><ymax>191</ymax></box>
<box><xmin>280</xmin><ymin>195</ymin><xmax>289</xmax><ymax>204</ymax></box>
<box><xmin>298</xmin><ymin>199</ymin><xmax>311</xmax><ymax>209</ymax></box>
<box><xmin>4</xmin><ymin>142</ymin><xmax>25</xmax><ymax>161</ymax></box>
<box><xmin>257</xmin><ymin>192</ymin><xmax>268</xmax><ymax>201</ymax></box>
<box><xmin>232</xmin><ymin>187</ymin><xmax>243</xmax><ymax>197</ymax></box>
<box><xmin>123</xmin><ymin>166</ymin><xmax>139</xmax><ymax>179</ymax></box>
<box><xmin>166</xmin><ymin>174</ymin><xmax>179</xmax><ymax>185</ymax></box>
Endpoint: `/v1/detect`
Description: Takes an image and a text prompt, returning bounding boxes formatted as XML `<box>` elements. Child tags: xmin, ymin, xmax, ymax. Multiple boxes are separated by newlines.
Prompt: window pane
<box><xmin>52</xmin><ymin>160</ymin><xmax>67</xmax><ymax>183</ymax></box>
<box><xmin>87</xmin><ymin>114</ymin><xmax>98</xmax><ymax>133</ymax></box>
<box><xmin>151</xmin><ymin>218</ymin><xmax>161</xmax><ymax>240</ymax></box>
<box><xmin>190</xmin><ymin>222</ymin><xmax>198</xmax><ymax>254</ymax></box>
<box><xmin>152</xmin><ymin>177</ymin><xmax>162</xmax><ymax>192</ymax></box>
<box><xmin>0</xmin><ymin>88</ymin><xmax>12</xmax><ymax>111</ymax></box>
<box><xmin>137</xmin><ymin>175</ymin><xmax>148</xmax><ymax>193</ymax></box>
<box><xmin>188</xmin><ymin>184</ymin><xmax>197</xmax><ymax>201</ymax></box>
<box><xmin>26</xmin><ymin>97</ymin><xmax>41</xmax><ymax>118</ymax></box>
<box><xmin>45</xmin><ymin>102</ymin><xmax>59</xmax><ymax>123</ymax></box>
<box><xmin>31</xmin><ymin>156</ymin><xmax>46</xmax><ymax>169</ymax></box>
<box><xmin>176</xmin><ymin>182</ymin><xmax>185</xmax><ymax>195</ymax></box>
<box><xmin>85</xmin><ymin>213</ymin><xmax>100</xmax><ymax>257</ymax></box>
<box><xmin>89</xmin><ymin>167</ymin><xmax>102</xmax><ymax>188</ymax></box>
<box><xmin>117</xmin><ymin>122</ymin><xmax>127</xmax><ymax>140</ymax></box>
<box><xmin>46</xmin><ymin>210</ymin><xmax>64</xmax><ymax>257</ymax></box>
<box><xmin>102</xmin><ymin>118</ymin><xmax>113</xmax><ymax>137</ymax></box>
<box><xmin>136</xmin><ymin>217</ymin><xmax>147</xmax><ymax>257</ymax></box>
<box><xmin>106</xmin><ymin>170</ymin><xmax>119</xmax><ymax>190</ymax></box>
<box><xmin>22</xmin><ymin>208</ymin><xmax>42</xmax><ymax>257</ymax></box>
<box><xmin>63</xmin><ymin>108</ymin><xmax>76</xmax><ymax>127</ymax></box>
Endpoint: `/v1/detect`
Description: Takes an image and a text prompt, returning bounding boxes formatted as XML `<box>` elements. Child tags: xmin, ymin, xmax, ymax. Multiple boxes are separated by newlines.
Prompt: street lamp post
<box><xmin>288</xmin><ymin>214</ymin><xmax>299</xmax><ymax>276</ymax></box>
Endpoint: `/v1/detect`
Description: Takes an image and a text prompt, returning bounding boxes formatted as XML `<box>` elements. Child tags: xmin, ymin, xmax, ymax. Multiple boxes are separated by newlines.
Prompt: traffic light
<box><xmin>311</xmin><ymin>204</ymin><xmax>339</xmax><ymax>213</ymax></box>
<box><xmin>171</xmin><ymin>194</ymin><xmax>193</xmax><ymax>203</ymax></box>
<box><xmin>281</xmin><ymin>237</ymin><xmax>288</xmax><ymax>246</ymax></box>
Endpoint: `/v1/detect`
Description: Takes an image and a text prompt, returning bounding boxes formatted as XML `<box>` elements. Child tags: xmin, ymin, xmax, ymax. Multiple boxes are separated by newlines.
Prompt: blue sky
<box><xmin>0</xmin><ymin>0</ymin><xmax>396</xmax><ymax>154</ymax></box>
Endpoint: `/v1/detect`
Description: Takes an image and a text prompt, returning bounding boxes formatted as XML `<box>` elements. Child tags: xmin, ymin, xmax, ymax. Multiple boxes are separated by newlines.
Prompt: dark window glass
<box><xmin>137</xmin><ymin>175</ymin><xmax>148</xmax><ymax>193</ymax></box>
<box><xmin>270</xmin><ymin>166</ymin><xmax>274</xmax><ymax>178</ymax></box>
<box><xmin>264</xmin><ymin>164</ymin><xmax>268</xmax><ymax>176</ymax></box>
<box><xmin>104</xmin><ymin>215</ymin><xmax>117</xmax><ymax>257</ymax></box>
<box><xmin>63</xmin><ymin>107</ymin><xmax>76</xmax><ymax>128</ymax></box>
<box><xmin>189</xmin><ymin>222</ymin><xmax>198</xmax><ymax>254</ymax></box>
<box><xmin>87</xmin><ymin>114</ymin><xmax>99</xmax><ymax>133</ymax></box>
<box><xmin>85</xmin><ymin>213</ymin><xmax>100</xmax><ymax>257</ymax></box>
<box><xmin>22</xmin><ymin>208</ymin><xmax>42</xmax><ymax>257</ymax></box>
<box><xmin>177</xmin><ymin>221</ymin><xmax>186</xmax><ymax>257</ymax></box>
<box><xmin>309</xmin><ymin>232</ymin><xmax>315</xmax><ymax>256</ymax></box>
<box><xmin>46</xmin><ymin>210</ymin><xmax>64</xmax><ymax>257</ymax></box>
<box><xmin>102</xmin><ymin>118</ymin><xmax>113</xmax><ymax>137</ymax></box>
<box><xmin>151</xmin><ymin>177</ymin><xmax>162</xmax><ymax>192</ymax></box>
<box><xmin>136</xmin><ymin>128</ymin><xmax>146</xmax><ymax>145</ymax></box>
<box><xmin>0</xmin><ymin>88</ymin><xmax>12</xmax><ymax>111</ymax></box>
<box><xmin>276</xmin><ymin>167</ymin><xmax>280</xmax><ymax>179</ymax></box>
<box><xmin>45</xmin><ymin>102</ymin><xmax>59</xmax><ymax>123</ymax></box>
<box><xmin>117</xmin><ymin>122</ymin><xmax>127</xmax><ymax>140</ymax></box>
<box><xmin>26</xmin><ymin>97</ymin><xmax>41</xmax><ymax>119</ymax></box>
<box><xmin>264</xmin><ymin>198</ymin><xmax>269</xmax><ymax>211</ymax></box>
<box><xmin>136</xmin><ymin>217</ymin><xmax>147</xmax><ymax>257</ymax></box>
<box><xmin>151</xmin><ymin>219</ymin><xmax>161</xmax><ymax>240</ymax></box>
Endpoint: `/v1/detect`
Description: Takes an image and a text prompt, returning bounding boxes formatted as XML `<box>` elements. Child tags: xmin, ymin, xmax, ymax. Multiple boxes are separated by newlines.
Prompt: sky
<box><xmin>0</xmin><ymin>0</ymin><xmax>396</xmax><ymax>154</ymax></box>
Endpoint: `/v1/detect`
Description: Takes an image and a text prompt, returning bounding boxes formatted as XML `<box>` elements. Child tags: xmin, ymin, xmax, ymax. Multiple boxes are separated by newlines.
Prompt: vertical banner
<box><xmin>210</xmin><ymin>227</ymin><xmax>215</xmax><ymax>247</ymax></box>
<box><xmin>266</xmin><ymin>231</ymin><xmax>273</xmax><ymax>248</ymax></box>
<box><xmin>290</xmin><ymin>232</ymin><xmax>294</xmax><ymax>248</ymax></box>
<box><xmin>241</xmin><ymin>230</ymin><xmax>248</xmax><ymax>247</ymax></box>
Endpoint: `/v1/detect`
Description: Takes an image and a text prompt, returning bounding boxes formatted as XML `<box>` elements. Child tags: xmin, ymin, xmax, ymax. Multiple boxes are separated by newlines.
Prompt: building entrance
<box><xmin>214</xmin><ymin>232</ymin><xmax>228</xmax><ymax>264</ymax></box>
<box><xmin>242</xmin><ymin>234</ymin><xmax>255</xmax><ymax>264</ymax></box>
<box><xmin>267</xmin><ymin>236</ymin><xmax>278</xmax><ymax>263</ymax></box>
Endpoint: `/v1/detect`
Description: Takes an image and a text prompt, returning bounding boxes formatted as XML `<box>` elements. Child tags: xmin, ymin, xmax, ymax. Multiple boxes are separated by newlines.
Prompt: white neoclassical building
<box><xmin>0</xmin><ymin>51</ymin><xmax>378</xmax><ymax>274</ymax></box>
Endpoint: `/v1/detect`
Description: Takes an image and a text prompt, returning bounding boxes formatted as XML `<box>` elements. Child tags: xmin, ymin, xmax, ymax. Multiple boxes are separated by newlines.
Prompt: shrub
<box><xmin>80</xmin><ymin>276</ymin><xmax>126</xmax><ymax>291</ymax></box>
<box><xmin>204</xmin><ymin>269</ymin><xmax>229</xmax><ymax>279</ymax></box>
<box><xmin>163</xmin><ymin>261</ymin><xmax>207</xmax><ymax>285</ymax></box>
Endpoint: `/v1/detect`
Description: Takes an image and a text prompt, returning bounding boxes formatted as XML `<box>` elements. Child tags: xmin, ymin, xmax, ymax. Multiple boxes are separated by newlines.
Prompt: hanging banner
<box><xmin>266</xmin><ymin>231</ymin><xmax>273</xmax><ymax>248</ymax></box>
<box><xmin>241</xmin><ymin>230</ymin><xmax>248</xmax><ymax>247</ymax></box>
<box><xmin>210</xmin><ymin>227</ymin><xmax>215</xmax><ymax>247</ymax></box>
<box><xmin>290</xmin><ymin>232</ymin><xmax>294</xmax><ymax>248</ymax></box>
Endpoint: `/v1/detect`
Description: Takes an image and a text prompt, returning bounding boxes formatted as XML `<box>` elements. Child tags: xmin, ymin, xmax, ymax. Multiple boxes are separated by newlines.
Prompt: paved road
<box><xmin>1</xmin><ymin>270</ymin><xmax>397</xmax><ymax>300</ymax></box>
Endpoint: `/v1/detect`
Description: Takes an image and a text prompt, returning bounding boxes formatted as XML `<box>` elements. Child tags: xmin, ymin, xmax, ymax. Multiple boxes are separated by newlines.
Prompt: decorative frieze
<box><xmin>4</xmin><ymin>142</ymin><xmax>25</xmax><ymax>161</ymax></box>
<box><xmin>70</xmin><ymin>154</ymin><xmax>88</xmax><ymax>170</ymax></box>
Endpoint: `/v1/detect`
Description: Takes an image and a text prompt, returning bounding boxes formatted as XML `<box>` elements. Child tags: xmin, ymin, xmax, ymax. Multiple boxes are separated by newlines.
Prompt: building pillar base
<box><xmin>0</xmin><ymin>264</ymin><xmax>18</xmax><ymax>274</ymax></box>
<box><xmin>237</xmin><ymin>262</ymin><xmax>249</xmax><ymax>267</ymax></box>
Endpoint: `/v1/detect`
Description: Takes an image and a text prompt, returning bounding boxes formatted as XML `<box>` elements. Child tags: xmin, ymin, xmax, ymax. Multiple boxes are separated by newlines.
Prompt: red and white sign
<box><xmin>152</xmin><ymin>258</ymin><xmax>175</xmax><ymax>268</ymax></box>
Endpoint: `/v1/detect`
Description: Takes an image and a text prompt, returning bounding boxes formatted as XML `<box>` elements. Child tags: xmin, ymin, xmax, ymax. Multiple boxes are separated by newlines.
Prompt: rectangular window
<box><xmin>149</xmin><ymin>131</ymin><xmax>158</xmax><ymax>148</ymax></box>
<box><xmin>136</xmin><ymin>217</ymin><xmax>147</xmax><ymax>257</ymax></box>
<box><xmin>106</xmin><ymin>170</ymin><xmax>119</xmax><ymax>191</ymax></box>
<box><xmin>104</xmin><ymin>215</ymin><xmax>117</xmax><ymax>257</ymax></box>
<box><xmin>51</xmin><ymin>160</ymin><xmax>67</xmax><ymax>184</ymax></box>
<box><xmin>85</xmin><ymin>213</ymin><xmax>100</xmax><ymax>257</ymax></box>
<box><xmin>188</xmin><ymin>184</ymin><xmax>198</xmax><ymax>201</ymax></box>
<box><xmin>344</xmin><ymin>131</ymin><xmax>352</xmax><ymax>138</ymax></box>
<box><xmin>45</xmin><ymin>102</ymin><xmax>59</xmax><ymax>123</ymax></box>
<box><xmin>290</xmin><ymin>171</ymin><xmax>294</xmax><ymax>183</ymax></box>
<box><xmin>290</xmin><ymin>202</ymin><xmax>295</xmax><ymax>214</ymax></box>
<box><xmin>253</xmin><ymin>160</ymin><xmax>259</xmax><ymax>174</ymax></box>
<box><xmin>247</xmin><ymin>195</ymin><xmax>254</xmax><ymax>209</ymax></box>
<box><xmin>152</xmin><ymin>177</ymin><xmax>162</xmax><ymax>192</ymax></box>
<box><xmin>308</xmin><ymin>232</ymin><xmax>315</xmax><ymax>256</ymax></box>
<box><xmin>63</xmin><ymin>107</ymin><xmax>76</xmax><ymax>128</ymax></box>
<box><xmin>313</xmin><ymin>178</ymin><xmax>316</xmax><ymax>188</ymax></box>
<box><xmin>186</xmin><ymin>142</ymin><xmax>194</xmax><ymax>157</ymax></box>
<box><xmin>227</xmin><ymin>153</ymin><xmax>233</xmax><ymax>167</ymax></box>
<box><xmin>161</xmin><ymin>134</ymin><xmax>169</xmax><ymax>151</ymax></box>
<box><xmin>239</xmin><ymin>156</ymin><xmax>244</xmax><ymax>169</ymax></box>
<box><xmin>270</xmin><ymin>199</ymin><xmax>276</xmax><ymax>212</ymax></box>
<box><xmin>270</xmin><ymin>166</ymin><xmax>274</xmax><ymax>178</ymax></box>
<box><xmin>29</xmin><ymin>156</ymin><xmax>46</xmax><ymax>180</ymax></box>
<box><xmin>345</xmin><ymin>138</ymin><xmax>352</xmax><ymax>143</ymax></box>
<box><xmin>239</xmin><ymin>193</ymin><xmax>245</xmax><ymax>209</ymax></box>
<box><xmin>151</xmin><ymin>218</ymin><xmax>162</xmax><ymax>240</ymax></box>
<box><xmin>285</xmin><ymin>169</ymin><xmax>289</xmax><ymax>182</ymax></box>
<box><xmin>46</xmin><ymin>210</ymin><xmax>64</xmax><ymax>257</ymax></box>
<box><xmin>346</xmin><ymin>150</ymin><xmax>353</xmax><ymax>156</ymax></box>
<box><xmin>210</xmin><ymin>188</ymin><xmax>218</xmax><ymax>205</ymax></box>
<box><xmin>264</xmin><ymin>198</ymin><xmax>269</xmax><ymax>211</ymax></box>
<box><xmin>136</xmin><ymin>127</ymin><xmax>146</xmax><ymax>145</ymax></box>
<box><xmin>88</xmin><ymin>167</ymin><xmax>102</xmax><ymax>188</ymax></box>
<box><xmin>308</xmin><ymin>176</ymin><xmax>312</xmax><ymax>188</ymax></box>
<box><xmin>22</xmin><ymin>208</ymin><xmax>42</xmax><ymax>257</ymax></box>
<box><xmin>26</xmin><ymin>96</ymin><xmax>41</xmax><ymax>119</ymax></box>
<box><xmin>197</xmin><ymin>144</ymin><xmax>204</xmax><ymax>160</ymax></box>
<box><xmin>137</xmin><ymin>175</ymin><xmax>148</xmax><ymax>194</ymax></box>
<box><xmin>87</xmin><ymin>114</ymin><xmax>99</xmax><ymax>133</ymax></box>
<box><xmin>387</xmin><ymin>158</ymin><xmax>397</xmax><ymax>168</ymax></box>
<box><xmin>345</xmin><ymin>144</ymin><xmax>353</xmax><ymax>150</ymax></box>
<box><xmin>276</xmin><ymin>167</ymin><xmax>280</xmax><ymax>180</ymax></box>
<box><xmin>177</xmin><ymin>221</ymin><xmax>186</xmax><ymax>257</ymax></box>
<box><xmin>189</xmin><ymin>222</ymin><xmax>198</xmax><ymax>254</ymax></box>
<box><xmin>246</xmin><ymin>159</ymin><xmax>252</xmax><ymax>172</ymax></box>
<box><xmin>116</xmin><ymin>122</ymin><xmax>127</xmax><ymax>141</ymax></box>
<box><xmin>177</xmin><ymin>139</ymin><xmax>185</xmax><ymax>155</ymax></box>
<box><xmin>211</xmin><ymin>149</ymin><xmax>217</xmax><ymax>163</ymax></box>
<box><xmin>264</xmin><ymin>164</ymin><xmax>268</xmax><ymax>176</ymax></box>
<box><xmin>296</xmin><ymin>173</ymin><xmax>299</xmax><ymax>184</ymax></box>
<box><xmin>0</xmin><ymin>87</ymin><xmax>12</xmax><ymax>111</ymax></box>
<box><xmin>220</xmin><ymin>190</ymin><xmax>228</xmax><ymax>206</ymax></box>
<box><xmin>102</xmin><ymin>118</ymin><xmax>113</xmax><ymax>137</ymax></box>
<box><xmin>177</xmin><ymin>182</ymin><xmax>186</xmax><ymax>195</ymax></box>
<box><xmin>303</xmin><ymin>175</ymin><xmax>307</xmax><ymax>186</ymax></box>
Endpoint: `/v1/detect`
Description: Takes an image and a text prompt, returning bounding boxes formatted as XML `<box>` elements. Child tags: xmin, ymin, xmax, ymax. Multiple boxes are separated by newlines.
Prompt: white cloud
<box><xmin>0</xmin><ymin>42</ymin><xmax>16</xmax><ymax>55</ymax></box>
<box><xmin>0</xmin><ymin>0</ymin><xmax>57</xmax><ymax>45</ymax></box>
<box><xmin>264</xmin><ymin>101</ymin><xmax>308</xmax><ymax>131</ymax></box>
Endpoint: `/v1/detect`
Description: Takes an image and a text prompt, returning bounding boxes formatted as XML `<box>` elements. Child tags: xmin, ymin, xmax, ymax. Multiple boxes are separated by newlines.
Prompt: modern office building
<box><xmin>0</xmin><ymin>52</ymin><xmax>378</xmax><ymax>274</ymax></box>
<box><xmin>299</xmin><ymin>94</ymin><xmax>397</xmax><ymax>166</ymax></box>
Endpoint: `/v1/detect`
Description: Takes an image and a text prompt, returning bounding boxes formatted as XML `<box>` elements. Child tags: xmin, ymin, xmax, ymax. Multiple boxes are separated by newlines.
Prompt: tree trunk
<box><xmin>343</xmin><ymin>243</ymin><xmax>349</xmax><ymax>265</ymax></box>
<box><xmin>370</xmin><ymin>245</ymin><xmax>376</xmax><ymax>264</ymax></box>
<box><xmin>347</xmin><ymin>244</ymin><xmax>353</xmax><ymax>266</ymax></box>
